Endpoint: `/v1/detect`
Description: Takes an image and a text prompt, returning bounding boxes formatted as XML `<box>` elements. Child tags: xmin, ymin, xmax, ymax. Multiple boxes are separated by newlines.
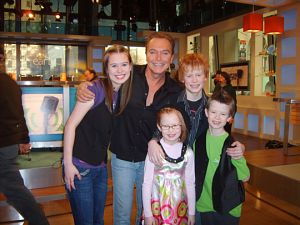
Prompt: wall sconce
<box><xmin>26</xmin><ymin>0</ymin><xmax>34</xmax><ymax>21</ymax></box>
<box><xmin>264</xmin><ymin>15</ymin><xmax>284</xmax><ymax>35</ymax></box>
<box><xmin>243</xmin><ymin>13</ymin><xmax>263</xmax><ymax>32</ymax></box>
<box><xmin>28</xmin><ymin>11</ymin><xmax>35</xmax><ymax>21</ymax></box>
<box><xmin>54</xmin><ymin>0</ymin><xmax>61</xmax><ymax>22</ymax></box>
<box><xmin>55</xmin><ymin>13</ymin><xmax>61</xmax><ymax>22</ymax></box>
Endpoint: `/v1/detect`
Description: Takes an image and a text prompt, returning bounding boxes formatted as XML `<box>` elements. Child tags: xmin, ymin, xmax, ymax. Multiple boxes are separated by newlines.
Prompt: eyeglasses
<box><xmin>160</xmin><ymin>124</ymin><xmax>181</xmax><ymax>131</ymax></box>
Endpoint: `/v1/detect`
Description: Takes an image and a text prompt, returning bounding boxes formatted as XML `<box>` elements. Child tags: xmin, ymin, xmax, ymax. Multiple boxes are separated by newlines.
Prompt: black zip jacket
<box><xmin>194</xmin><ymin>132</ymin><xmax>245</xmax><ymax>213</ymax></box>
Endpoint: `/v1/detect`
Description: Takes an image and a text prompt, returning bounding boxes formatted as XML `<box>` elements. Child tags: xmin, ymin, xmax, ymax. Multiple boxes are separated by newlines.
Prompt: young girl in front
<box><xmin>142</xmin><ymin>106</ymin><xmax>195</xmax><ymax>225</ymax></box>
<box><xmin>63</xmin><ymin>44</ymin><xmax>133</xmax><ymax>225</ymax></box>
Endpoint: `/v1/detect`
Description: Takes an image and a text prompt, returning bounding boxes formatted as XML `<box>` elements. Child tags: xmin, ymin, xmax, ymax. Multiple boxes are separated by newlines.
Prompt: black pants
<box><xmin>0</xmin><ymin>145</ymin><xmax>49</xmax><ymax>225</ymax></box>
<box><xmin>200</xmin><ymin>211</ymin><xmax>240</xmax><ymax>225</ymax></box>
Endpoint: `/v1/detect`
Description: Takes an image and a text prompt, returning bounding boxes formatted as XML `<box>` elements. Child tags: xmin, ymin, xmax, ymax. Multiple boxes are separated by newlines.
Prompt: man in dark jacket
<box><xmin>0</xmin><ymin>45</ymin><xmax>49</xmax><ymax>225</ymax></box>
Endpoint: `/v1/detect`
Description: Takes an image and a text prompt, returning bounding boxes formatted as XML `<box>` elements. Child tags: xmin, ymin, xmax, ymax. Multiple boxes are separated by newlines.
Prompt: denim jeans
<box><xmin>64</xmin><ymin>164</ymin><xmax>108</xmax><ymax>225</ymax></box>
<box><xmin>111</xmin><ymin>153</ymin><xmax>145</xmax><ymax>225</ymax></box>
<box><xmin>0</xmin><ymin>145</ymin><xmax>49</xmax><ymax>225</ymax></box>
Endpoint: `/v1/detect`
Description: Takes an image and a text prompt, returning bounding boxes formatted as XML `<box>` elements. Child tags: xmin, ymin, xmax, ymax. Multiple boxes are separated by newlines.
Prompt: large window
<box><xmin>4</xmin><ymin>43</ymin><xmax>86</xmax><ymax>80</ymax></box>
<box><xmin>4</xmin><ymin>43</ymin><xmax>17</xmax><ymax>76</ymax></box>
<box><xmin>208</xmin><ymin>28</ymin><xmax>251</xmax><ymax>94</ymax></box>
<box><xmin>106</xmin><ymin>45</ymin><xmax>147</xmax><ymax>65</ymax></box>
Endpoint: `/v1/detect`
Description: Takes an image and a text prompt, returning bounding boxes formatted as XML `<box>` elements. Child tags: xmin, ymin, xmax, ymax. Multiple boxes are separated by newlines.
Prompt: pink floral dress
<box><xmin>150</xmin><ymin>144</ymin><xmax>193</xmax><ymax>225</ymax></box>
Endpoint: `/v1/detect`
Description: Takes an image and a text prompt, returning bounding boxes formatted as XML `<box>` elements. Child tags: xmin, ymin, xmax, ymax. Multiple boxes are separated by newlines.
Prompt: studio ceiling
<box><xmin>227</xmin><ymin>0</ymin><xmax>298</xmax><ymax>7</ymax></box>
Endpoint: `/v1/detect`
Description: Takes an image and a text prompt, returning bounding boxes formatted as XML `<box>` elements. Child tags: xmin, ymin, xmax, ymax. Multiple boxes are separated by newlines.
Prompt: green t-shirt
<box><xmin>196</xmin><ymin>131</ymin><xmax>250</xmax><ymax>217</ymax></box>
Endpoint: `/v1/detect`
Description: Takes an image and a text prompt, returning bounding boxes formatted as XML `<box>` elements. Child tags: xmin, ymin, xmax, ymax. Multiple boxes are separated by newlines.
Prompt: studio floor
<box><xmin>0</xmin><ymin>133</ymin><xmax>300</xmax><ymax>225</ymax></box>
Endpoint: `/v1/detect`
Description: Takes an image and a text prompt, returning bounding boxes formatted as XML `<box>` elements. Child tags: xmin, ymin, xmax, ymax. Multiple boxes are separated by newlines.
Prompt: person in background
<box><xmin>84</xmin><ymin>68</ymin><xmax>97</xmax><ymax>81</ymax></box>
<box><xmin>194</xmin><ymin>89</ymin><xmax>250</xmax><ymax>225</ymax></box>
<box><xmin>143</xmin><ymin>106</ymin><xmax>195</xmax><ymax>225</ymax></box>
<box><xmin>213</xmin><ymin>70</ymin><xmax>237</xmax><ymax>134</ymax></box>
<box><xmin>63</xmin><ymin>44</ymin><xmax>133</xmax><ymax>225</ymax></box>
<box><xmin>0</xmin><ymin>44</ymin><xmax>49</xmax><ymax>225</ymax></box>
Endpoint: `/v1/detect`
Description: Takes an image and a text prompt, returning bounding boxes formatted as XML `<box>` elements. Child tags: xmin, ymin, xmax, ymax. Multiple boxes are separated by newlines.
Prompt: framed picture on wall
<box><xmin>220</xmin><ymin>61</ymin><xmax>249</xmax><ymax>90</ymax></box>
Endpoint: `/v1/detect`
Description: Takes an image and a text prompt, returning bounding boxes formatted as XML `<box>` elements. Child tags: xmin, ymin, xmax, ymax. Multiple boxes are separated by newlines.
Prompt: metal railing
<box><xmin>3</xmin><ymin>20</ymin><xmax>145</xmax><ymax>42</ymax></box>
<box><xmin>273</xmin><ymin>98</ymin><xmax>300</xmax><ymax>155</ymax></box>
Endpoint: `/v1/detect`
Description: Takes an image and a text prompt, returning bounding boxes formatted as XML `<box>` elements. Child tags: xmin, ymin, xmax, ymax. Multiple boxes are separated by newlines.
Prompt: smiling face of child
<box><xmin>183</xmin><ymin>65</ymin><xmax>207</xmax><ymax>98</ymax></box>
<box><xmin>205</xmin><ymin>100</ymin><xmax>232</xmax><ymax>135</ymax></box>
<box><xmin>158</xmin><ymin>112</ymin><xmax>183</xmax><ymax>145</ymax></box>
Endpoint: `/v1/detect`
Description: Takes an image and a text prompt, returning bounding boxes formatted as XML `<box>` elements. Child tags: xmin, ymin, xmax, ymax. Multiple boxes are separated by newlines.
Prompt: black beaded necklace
<box><xmin>158</xmin><ymin>141</ymin><xmax>187</xmax><ymax>164</ymax></box>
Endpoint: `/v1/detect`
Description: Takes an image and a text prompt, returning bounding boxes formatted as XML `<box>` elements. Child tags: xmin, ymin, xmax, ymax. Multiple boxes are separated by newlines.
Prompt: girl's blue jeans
<box><xmin>64</xmin><ymin>164</ymin><xmax>108</xmax><ymax>225</ymax></box>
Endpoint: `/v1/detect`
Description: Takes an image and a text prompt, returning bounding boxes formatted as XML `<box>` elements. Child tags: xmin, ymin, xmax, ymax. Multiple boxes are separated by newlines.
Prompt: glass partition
<box><xmin>254</xmin><ymin>32</ymin><xmax>277</xmax><ymax>96</ymax></box>
<box><xmin>106</xmin><ymin>45</ymin><xmax>147</xmax><ymax>65</ymax></box>
<box><xmin>208</xmin><ymin>28</ymin><xmax>251</xmax><ymax>94</ymax></box>
<box><xmin>4</xmin><ymin>43</ymin><xmax>86</xmax><ymax>80</ymax></box>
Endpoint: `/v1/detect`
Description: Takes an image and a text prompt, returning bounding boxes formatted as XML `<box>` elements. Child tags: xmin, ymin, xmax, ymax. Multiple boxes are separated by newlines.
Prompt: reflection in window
<box><xmin>129</xmin><ymin>47</ymin><xmax>146</xmax><ymax>65</ymax></box>
<box><xmin>254</xmin><ymin>31</ymin><xmax>278</xmax><ymax>96</ymax></box>
<box><xmin>4</xmin><ymin>44</ymin><xmax>86</xmax><ymax>80</ymax></box>
<box><xmin>208</xmin><ymin>28</ymin><xmax>251</xmax><ymax>94</ymax></box>
<box><xmin>4</xmin><ymin>44</ymin><xmax>16</xmax><ymax>75</ymax></box>
<box><xmin>106</xmin><ymin>45</ymin><xmax>146</xmax><ymax>65</ymax></box>
<box><xmin>19</xmin><ymin>44</ymin><xmax>66</xmax><ymax>80</ymax></box>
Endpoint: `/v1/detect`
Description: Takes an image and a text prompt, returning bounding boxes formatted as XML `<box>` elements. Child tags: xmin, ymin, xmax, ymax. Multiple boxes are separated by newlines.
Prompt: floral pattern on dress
<box><xmin>150</xmin><ymin>149</ymin><xmax>193</xmax><ymax>225</ymax></box>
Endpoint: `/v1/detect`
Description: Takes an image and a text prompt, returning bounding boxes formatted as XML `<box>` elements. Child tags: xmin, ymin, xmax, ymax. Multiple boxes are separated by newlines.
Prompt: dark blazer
<box><xmin>110</xmin><ymin>65</ymin><xmax>182</xmax><ymax>162</ymax></box>
<box><xmin>195</xmin><ymin>132</ymin><xmax>245</xmax><ymax>213</ymax></box>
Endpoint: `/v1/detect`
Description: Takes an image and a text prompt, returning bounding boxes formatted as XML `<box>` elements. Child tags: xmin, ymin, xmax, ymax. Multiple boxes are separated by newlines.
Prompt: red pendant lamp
<box><xmin>243</xmin><ymin>13</ymin><xmax>263</xmax><ymax>32</ymax></box>
<box><xmin>264</xmin><ymin>15</ymin><xmax>284</xmax><ymax>35</ymax></box>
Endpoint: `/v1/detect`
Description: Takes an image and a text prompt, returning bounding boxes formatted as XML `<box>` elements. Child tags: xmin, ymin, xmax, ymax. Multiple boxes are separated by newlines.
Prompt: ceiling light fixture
<box><xmin>35</xmin><ymin>0</ymin><xmax>52</xmax><ymax>12</ymax></box>
<box><xmin>264</xmin><ymin>15</ymin><xmax>284</xmax><ymax>35</ymax></box>
<box><xmin>243</xmin><ymin>13</ymin><xmax>263</xmax><ymax>32</ymax></box>
<box><xmin>28</xmin><ymin>11</ymin><xmax>35</xmax><ymax>20</ymax></box>
<box><xmin>54</xmin><ymin>0</ymin><xmax>62</xmax><ymax>22</ymax></box>
<box><xmin>55</xmin><ymin>13</ymin><xmax>61</xmax><ymax>22</ymax></box>
<box><xmin>243</xmin><ymin>0</ymin><xmax>262</xmax><ymax>33</ymax></box>
<box><xmin>27</xmin><ymin>0</ymin><xmax>34</xmax><ymax>21</ymax></box>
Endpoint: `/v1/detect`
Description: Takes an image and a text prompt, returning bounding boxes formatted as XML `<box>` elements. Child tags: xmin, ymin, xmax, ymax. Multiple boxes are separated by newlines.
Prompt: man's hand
<box><xmin>148</xmin><ymin>139</ymin><xmax>164</xmax><ymax>166</ymax></box>
<box><xmin>226</xmin><ymin>141</ymin><xmax>245</xmax><ymax>160</ymax></box>
<box><xmin>144</xmin><ymin>216</ymin><xmax>156</xmax><ymax>225</ymax></box>
<box><xmin>19</xmin><ymin>143</ymin><xmax>31</xmax><ymax>154</ymax></box>
<box><xmin>188</xmin><ymin>215</ymin><xmax>195</xmax><ymax>225</ymax></box>
<box><xmin>77</xmin><ymin>81</ymin><xmax>95</xmax><ymax>102</ymax></box>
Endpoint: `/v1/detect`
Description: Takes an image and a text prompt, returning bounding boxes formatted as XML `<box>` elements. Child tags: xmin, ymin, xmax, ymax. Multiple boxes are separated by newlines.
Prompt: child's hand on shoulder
<box><xmin>144</xmin><ymin>216</ymin><xmax>156</xmax><ymax>225</ymax></box>
<box><xmin>188</xmin><ymin>215</ymin><xmax>195</xmax><ymax>225</ymax></box>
